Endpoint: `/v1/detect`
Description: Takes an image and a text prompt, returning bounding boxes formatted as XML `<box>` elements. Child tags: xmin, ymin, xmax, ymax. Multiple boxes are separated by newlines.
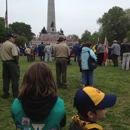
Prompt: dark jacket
<box><xmin>38</xmin><ymin>44</ymin><xmax>45</xmax><ymax>56</ymax></box>
<box><xmin>73</xmin><ymin>44</ymin><xmax>80</xmax><ymax>52</ymax></box>
<box><xmin>121</xmin><ymin>42</ymin><xmax>130</xmax><ymax>53</ymax></box>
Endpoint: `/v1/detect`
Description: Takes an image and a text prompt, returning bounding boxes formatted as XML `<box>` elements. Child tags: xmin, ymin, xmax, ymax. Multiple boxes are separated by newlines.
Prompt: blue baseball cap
<box><xmin>6</xmin><ymin>33</ymin><xmax>17</xmax><ymax>38</ymax></box>
<box><xmin>74</xmin><ymin>87</ymin><xmax>117</xmax><ymax>112</ymax></box>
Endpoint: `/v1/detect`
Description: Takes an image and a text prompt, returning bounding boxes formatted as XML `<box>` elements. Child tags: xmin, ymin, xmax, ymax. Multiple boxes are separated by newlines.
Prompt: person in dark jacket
<box><xmin>97</xmin><ymin>42</ymin><xmax>104</xmax><ymax>66</ymax></box>
<box><xmin>38</xmin><ymin>42</ymin><xmax>45</xmax><ymax>61</ymax></box>
<box><xmin>121</xmin><ymin>38</ymin><xmax>130</xmax><ymax>70</ymax></box>
<box><xmin>73</xmin><ymin>42</ymin><xmax>80</xmax><ymax>63</ymax></box>
<box><xmin>69</xmin><ymin>87</ymin><xmax>117</xmax><ymax>130</ymax></box>
<box><xmin>11</xmin><ymin>62</ymin><xmax>66</xmax><ymax>130</ymax></box>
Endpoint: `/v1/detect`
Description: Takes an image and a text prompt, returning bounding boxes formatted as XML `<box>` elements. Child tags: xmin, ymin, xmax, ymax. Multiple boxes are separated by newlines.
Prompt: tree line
<box><xmin>79</xmin><ymin>6</ymin><xmax>130</xmax><ymax>44</ymax></box>
<box><xmin>0</xmin><ymin>19</ymin><xmax>35</xmax><ymax>47</ymax></box>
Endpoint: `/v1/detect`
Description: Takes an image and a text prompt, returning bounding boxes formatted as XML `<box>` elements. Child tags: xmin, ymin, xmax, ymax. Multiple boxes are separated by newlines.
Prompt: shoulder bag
<box><xmin>88</xmin><ymin>51</ymin><xmax>97</xmax><ymax>69</ymax></box>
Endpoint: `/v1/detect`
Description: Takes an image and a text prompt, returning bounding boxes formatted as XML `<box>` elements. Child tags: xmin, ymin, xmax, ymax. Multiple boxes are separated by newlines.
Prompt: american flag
<box><xmin>4</xmin><ymin>10</ymin><xmax>8</xmax><ymax>28</ymax></box>
<box><xmin>4</xmin><ymin>0</ymin><xmax>8</xmax><ymax>28</ymax></box>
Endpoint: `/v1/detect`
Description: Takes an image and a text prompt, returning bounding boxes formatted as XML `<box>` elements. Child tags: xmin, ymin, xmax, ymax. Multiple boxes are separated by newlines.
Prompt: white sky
<box><xmin>0</xmin><ymin>0</ymin><xmax>130</xmax><ymax>38</ymax></box>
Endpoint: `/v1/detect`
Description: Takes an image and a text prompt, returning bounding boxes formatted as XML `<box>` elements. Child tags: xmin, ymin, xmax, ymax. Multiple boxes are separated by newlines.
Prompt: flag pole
<box><xmin>5</xmin><ymin>0</ymin><xmax>8</xmax><ymax>32</ymax></box>
<box><xmin>103</xmin><ymin>36</ymin><xmax>108</xmax><ymax>66</ymax></box>
<box><xmin>6</xmin><ymin>0</ymin><xmax>8</xmax><ymax>25</ymax></box>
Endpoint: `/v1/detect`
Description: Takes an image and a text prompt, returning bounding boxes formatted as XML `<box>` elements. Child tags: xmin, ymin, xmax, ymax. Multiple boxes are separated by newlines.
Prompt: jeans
<box><xmin>74</xmin><ymin>51</ymin><xmax>79</xmax><ymax>62</ymax></box>
<box><xmin>82</xmin><ymin>69</ymin><xmax>94</xmax><ymax>86</ymax></box>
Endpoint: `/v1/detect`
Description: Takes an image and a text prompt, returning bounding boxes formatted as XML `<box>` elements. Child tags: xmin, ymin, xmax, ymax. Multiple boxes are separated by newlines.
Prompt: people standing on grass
<box><xmin>69</xmin><ymin>87</ymin><xmax>117</xmax><ymax>130</ymax></box>
<box><xmin>66</xmin><ymin>46</ymin><xmax>73</xmax><ymax>65</ymax></box>
<box><xmin>78</xmin><ymin>43</ymin><xmax>85</xmax><ymax>84</ymax></box>
<box><xmin>80</xmin><ymin>42</ymin><xmax>97</xmax><ymax>88</ymax></box>
<box><xmin>97</xmin><ymin>42</ymin><xmax>104</xmax><ymax>66</ymax></box>
<box><xmin>44</xmin><ymin>42</ymin><xmax>52</xmax><ymax>62</ymax></box>
<box><xmin>0</xmin><ymin>33</ymin><xmax>20</xmax><ymax>99</ymax></box>
<box><xmin>30</xmin><ymin>45</ymin><xmax>35</xmax><ymax>61</ymax></box>
<box><xmin>54</xmin><ymin>37</ymin><xmax>70</xmax><ymax>89</ymax></box>
<box><xmin>15</xmin><ymin>44</ymin><xmax>20</xmax><ymax>55</ymax></box>
<box><xmin>11</xmin><ymin>62</ymin><xmax>66</xmax><ymax>130</ymax></box>
<box><xmin>25</xmin><ymin>46</ymin><xmax>31</xmax><ymax>62</ymax></box>
<box><xmin>20</xmin><ymin>46</ymin><xmax>25</xmax><ymax>56</ymax></box>
<box><xmin>121</xmin><ymin>38</ymin><xmax>130</xmax><ymax>70</ymax></box>
<box><xmin>109</xmin><ymin>40</ymin><xmax>120</xmax><ymax>67</ymax></box>
<box><xmin>73</xmin><ymin>42</ymin><xmax>80</xmax><ymax>63</ymax></box>
<box><xmin>38</xmin><ymin>42</ymin><xmax>45</xmax><ymax>61</ymax></box>
<box><xmin>34</xmin><ymin>45</ymin><xmax>39</xmax><ymax>56</ymax></box>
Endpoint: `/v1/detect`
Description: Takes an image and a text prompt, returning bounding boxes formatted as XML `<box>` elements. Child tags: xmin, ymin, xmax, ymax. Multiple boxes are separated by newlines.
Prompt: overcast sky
<box><xmin>0</xmin><ymin>0</ymin><xmax>130</xmax><ymax>38</ymax></box>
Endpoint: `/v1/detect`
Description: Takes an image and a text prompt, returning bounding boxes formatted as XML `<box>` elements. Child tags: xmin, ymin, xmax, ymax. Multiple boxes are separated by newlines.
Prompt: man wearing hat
<box><xmin>109</xmin><ymin>40</ymin><xmax>120</xmax><ymax>67</ymax></box>
<box><xmin>0</xmin><ymin>33</ymin><xmax>20</xmax><ymax>99</ymax></box>
<box><xmin>69</xmin><ymin>87</ymin><xmax>117</xmax><ymax>130</ymax></box>
<box><xmin>54</xmin><ymin>37</ymin><xmax>70</xmax><ymax>89</ymax></box>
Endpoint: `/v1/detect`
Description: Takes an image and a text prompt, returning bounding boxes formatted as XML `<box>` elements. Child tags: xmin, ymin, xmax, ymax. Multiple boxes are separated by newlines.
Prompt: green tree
<box><xmin>9</xmin><ymin>22</ymin><xmax>35</xmax><ymax>41</ymax></box>
<box><xmin>70</xmin><ymin>34</ymin><xmax>79</xmax><ymax>39</ymax></box>
<box><xmin>126</xmin><ymin>31</ymin><xmax>130</xmax><ymax>41</ymax></box>
<box><xmin>89</xmin><ymin>31</ymin><xmax>100</xmax><ymax>45</ymax></box>
<box><xmin>0</xmin><ymin>18</ymin><xmax>6</xmax><ymax>43</ymax></box>
<box><xmin>80</xmin><ymin>30</ymin><xmax>91</xmax><ymax>43</ymax></box>
<box><xmin>97</xmin><ymin>6</ymin><xmax>130</xmax><ymax>43</ymax></box>
<box><xmin>15</xmin><ymin>35</ymin><xmax>28</xmax><ymax>47</ymax></box>
<box><xmin>125</xmin><ymin>8</ymin><xmax>130</xmax><ymax>41</ymax></box>
<box><xmin>125</xmin><ymin>8</ymin><xmax>130</xmax><ymax>20</ymax></box>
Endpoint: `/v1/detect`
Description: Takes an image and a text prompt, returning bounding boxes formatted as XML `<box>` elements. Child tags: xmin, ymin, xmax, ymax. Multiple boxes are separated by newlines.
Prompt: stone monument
<box><xmin>38</xmin><ymin>0</ymin><xmax>65</xmax><ymax>45</ymax></box>
<box><xmin>31</xmin><ymin>0</ymin><xmax>78</xmax><ymax>45</ymax></box>
<box><xmin>47</xmin><ymin>0</ymin><xmax>56</xmax><ymax>32</ymax></box>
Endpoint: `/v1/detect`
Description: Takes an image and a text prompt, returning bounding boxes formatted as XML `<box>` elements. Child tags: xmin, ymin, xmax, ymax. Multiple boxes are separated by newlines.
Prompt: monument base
<box><xmin>31</xmin><ymin>31</ymin><xmax>78</xmax><ymax>46</ymax></box>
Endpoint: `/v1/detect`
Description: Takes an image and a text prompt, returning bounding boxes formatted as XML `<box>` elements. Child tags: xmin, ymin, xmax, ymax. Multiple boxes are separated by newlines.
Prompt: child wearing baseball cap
<box><xmin>69</xmin><ymin>87</ymin><xmax>117</xmax><ymax>130</ymax></box>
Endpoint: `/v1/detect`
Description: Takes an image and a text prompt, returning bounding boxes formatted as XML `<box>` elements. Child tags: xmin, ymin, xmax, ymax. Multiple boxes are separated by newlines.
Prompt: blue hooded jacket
<box><xmin>81</xmin><ymin>47</ymin><xmax>97</xmax><ymax>70</ymax></box>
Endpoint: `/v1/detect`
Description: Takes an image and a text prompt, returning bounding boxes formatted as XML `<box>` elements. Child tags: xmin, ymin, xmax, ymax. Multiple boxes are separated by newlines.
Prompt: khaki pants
<box><xmin>122</xmin><ymin>52</ymin><xmax>130</xmax><ymax>70</ymax></box>
<box><xmin>55</xmin><ymin>58</ymin><xmax>67</xmax><ymax>87</ymax></box>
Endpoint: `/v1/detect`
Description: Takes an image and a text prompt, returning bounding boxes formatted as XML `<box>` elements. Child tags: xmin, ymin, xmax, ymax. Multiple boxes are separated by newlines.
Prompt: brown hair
<box><xmin>78</xmin><ymin>108</ymin><xmax>98</xmax><ymax>120</ymax></box>
<box><xmin>18</xmin><ymin>62</ymin><xmax>57</xmax><ymax>100</ymax></box>
<box><xmin>84</xmin><ymin>42</ymin><xmax>92</xmax><ymax>48</ymax></box>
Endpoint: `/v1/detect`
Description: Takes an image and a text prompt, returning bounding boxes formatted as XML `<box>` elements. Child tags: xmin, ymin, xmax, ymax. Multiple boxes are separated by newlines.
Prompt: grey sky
<box><xmin>0</xmin><ymin>0</ymin><xmax>130</xmax><ymax>38</ymax></box>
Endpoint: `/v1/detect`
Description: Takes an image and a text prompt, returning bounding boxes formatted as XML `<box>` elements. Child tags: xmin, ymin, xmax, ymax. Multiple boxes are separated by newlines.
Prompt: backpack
<box><xmin>88</xmin><ymin>51</ymin><xmax>97</xmax><ymax>69</ymax></box>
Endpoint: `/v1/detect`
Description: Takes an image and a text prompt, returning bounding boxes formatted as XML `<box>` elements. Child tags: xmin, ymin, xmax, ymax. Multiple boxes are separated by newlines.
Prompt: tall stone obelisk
<box><xmin>47</xmin><ymin>0</ymin><xmax>56</xmax><ymax>32</ymax></box>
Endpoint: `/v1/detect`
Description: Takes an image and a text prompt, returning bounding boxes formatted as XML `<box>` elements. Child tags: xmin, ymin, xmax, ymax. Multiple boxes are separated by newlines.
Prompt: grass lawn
<box><xmin>0</xmin><ymin>56</ymin><xmax>130</xmax><ymax>130</ymax></box>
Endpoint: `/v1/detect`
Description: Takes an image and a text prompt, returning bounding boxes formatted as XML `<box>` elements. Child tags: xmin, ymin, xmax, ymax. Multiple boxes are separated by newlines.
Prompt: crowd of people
<box><xmin>72</xmin><ymin>38</ymin><xmax>130</xmax><ymax>70</ymax></box>
<box><xmin>1</xmin><ymin>33</ymin><xmax>130</xmax><ymax>129</ymax></box>
<box><xmin>19</xmin><ymin>42</ymin><xmax>53</xmax><ymax>63</ymax></box>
